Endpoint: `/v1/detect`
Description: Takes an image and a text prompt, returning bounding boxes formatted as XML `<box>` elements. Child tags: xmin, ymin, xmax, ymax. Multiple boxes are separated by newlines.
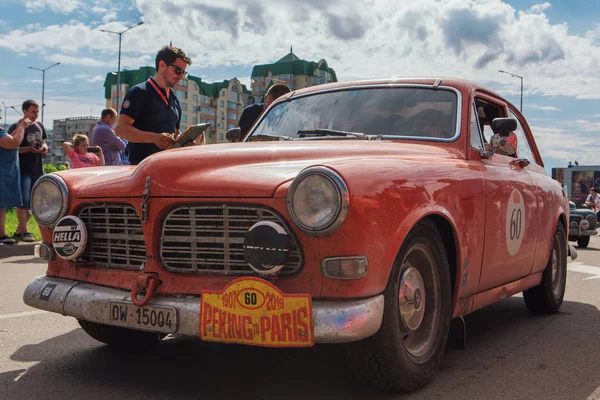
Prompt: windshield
<box><xmin>248</xmin><ymin>86</ymin><xmax>459</xmax><ymax>141</ymax></box>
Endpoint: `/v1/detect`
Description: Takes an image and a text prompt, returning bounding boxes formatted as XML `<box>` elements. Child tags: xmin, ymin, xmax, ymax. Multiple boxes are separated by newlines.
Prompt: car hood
<box><xmin>66</xmin><ymin>141</ymin><xmax>459</xmax><ymax>198</ymax></box>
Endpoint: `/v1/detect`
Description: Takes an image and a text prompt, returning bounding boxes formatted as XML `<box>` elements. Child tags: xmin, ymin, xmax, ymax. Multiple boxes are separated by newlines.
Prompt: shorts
<box><xmin>20</xmin><ymin>174</ymin><xmax>43</xmax><ymax>209</ymax></box>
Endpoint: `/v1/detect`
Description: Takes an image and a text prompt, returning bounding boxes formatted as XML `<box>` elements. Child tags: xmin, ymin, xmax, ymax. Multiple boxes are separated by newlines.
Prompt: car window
<box><xmin>250</xmin><ymin>87</ymin><xmax>459</xmax><ymax>140</ymax></box>
<box><xmin>470</xmin><ymin>103</ymin><xmax>484</xmax><ymax>149</ymax></box>
<box><xmin>508</xmin><ymin>109</ymin><xmax>536</xmax><ymax>163</ymax></box>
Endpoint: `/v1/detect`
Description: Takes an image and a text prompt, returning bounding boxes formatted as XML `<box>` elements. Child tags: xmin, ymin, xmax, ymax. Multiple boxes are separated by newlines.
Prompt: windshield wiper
<box><xmin>297</xmin><ymin>129</ymin><xmax>369</xmax><ymax>140</ymax></box>
<box><xmin>248</xmin><ymin>133</ymin><xmax>293</xmax><ymax>141</ymax></box>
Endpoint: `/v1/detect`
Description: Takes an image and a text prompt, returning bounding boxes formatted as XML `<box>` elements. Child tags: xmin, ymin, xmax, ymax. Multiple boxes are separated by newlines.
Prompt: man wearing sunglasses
<box><xmin>116</xmin><ymin>46</ymin><xmax>192</xmax><ymax>165</ymax></box>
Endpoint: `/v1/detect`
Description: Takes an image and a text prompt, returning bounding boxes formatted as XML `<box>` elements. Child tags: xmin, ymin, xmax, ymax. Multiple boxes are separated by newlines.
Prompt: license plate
<box><xmin>200</xmin><ymin>277</ymin><xmax>314</xmax><ymax>347</ymax></box>
<box><xmin>109</xmin><ymin>301</ymin><xmax>177</xmax><ymax>334</ymax></box>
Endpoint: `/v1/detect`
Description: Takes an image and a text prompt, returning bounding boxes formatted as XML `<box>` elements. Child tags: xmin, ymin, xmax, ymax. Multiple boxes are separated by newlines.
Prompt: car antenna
<box><xmin>433</xmin><ymin>79</ymin><xmax>442</xmax><ymax>90</ymax></box>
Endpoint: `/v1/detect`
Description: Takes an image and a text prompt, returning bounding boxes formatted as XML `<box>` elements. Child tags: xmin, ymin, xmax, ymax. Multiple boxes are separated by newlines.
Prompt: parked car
<box><xmin>24</xmin><ymin>78</ymin><xmax>576</xmax><ymax>393</ymax></box>
<box><xmin>568</xmin><ymin>201</ymin><xmax>598</xmax><ymax>248</ymax></box>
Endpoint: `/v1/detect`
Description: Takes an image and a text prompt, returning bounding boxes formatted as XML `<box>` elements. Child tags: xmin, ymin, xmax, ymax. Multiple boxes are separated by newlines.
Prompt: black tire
<box><xmin>523</xmin><ymin>222</ymin><xmax>567</xmax><ymax>314</ymax></box>
<box><xmin>346</xmin><ymin>219</ymin><xmax>452</xmax><ymax>392</ymax></box>
<box><xmin>577</xmin><ymin>236</ymin><xmax>590</xmax><ymax>248</ymax></box>
<box><xmin>78</xmin><ymin>319</ymin><xmax>163</xmax><ymax>349</ymax></box>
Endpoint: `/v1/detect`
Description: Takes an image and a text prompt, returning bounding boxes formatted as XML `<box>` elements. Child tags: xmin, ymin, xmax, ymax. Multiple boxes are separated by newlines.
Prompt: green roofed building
<box><xmin>103</xmin><ymin>69</ymin><xmax>253</xmax><ymax>143</ymax></box>
<box><xmin>250</xmin><ymin>47</ymin><xmax>338</xmax><ymax>96</ymax></box>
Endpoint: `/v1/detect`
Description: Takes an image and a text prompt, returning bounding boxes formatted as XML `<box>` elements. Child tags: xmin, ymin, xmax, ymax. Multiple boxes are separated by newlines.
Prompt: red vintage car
<box><xmin>24</xmin><ymin>78</ymin><xmax>576</xmax><ymax>392</ymax></box>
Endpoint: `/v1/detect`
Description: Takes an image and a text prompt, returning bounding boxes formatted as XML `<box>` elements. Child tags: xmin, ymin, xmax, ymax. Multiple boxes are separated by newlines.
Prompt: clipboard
<box><xmin>169</xmin><ymin>123</ymin><xmax>211</xmax><ymax>149</ymax></box>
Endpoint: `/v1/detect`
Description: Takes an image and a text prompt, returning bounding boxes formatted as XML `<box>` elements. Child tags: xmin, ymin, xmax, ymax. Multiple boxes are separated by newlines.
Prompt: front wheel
<box><xmin>346</xmin><ymin>219</ymin><xmax>452</xmax><ymax>392</ymax></box>
<box><xmin>577</xmin><ymin>236</ymin><xmax>590</xmax><ymax>248</ymax></box>
<box><xmin>523</xmin><ymin>222</ymin><xmax>567</xmax><ymax>314</ymax></box>
<box><xmin>78</xmin><ymin>319</ymin><xmax>164</xmax><ymax>349</ymax></box>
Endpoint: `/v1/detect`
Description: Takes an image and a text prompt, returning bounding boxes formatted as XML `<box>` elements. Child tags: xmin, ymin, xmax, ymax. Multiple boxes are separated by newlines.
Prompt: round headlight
<box><xmin>31</xmin><ymin>175</ymin><xmax>69</xmax><ymax>227</ymax></box>
<box><xmin>287</xmin><ymin>167</ymin><xmax>349</xmax><ymax>236</ymax></box>
<box><xmin>585</xmin><ymin>214</ymin><xmax>597</xmax><ymax>228</ymax></box>
<box><xmin>580</xmin><ymin>219</ymin><xmax>590</xmax><ymax>230</ymax></box>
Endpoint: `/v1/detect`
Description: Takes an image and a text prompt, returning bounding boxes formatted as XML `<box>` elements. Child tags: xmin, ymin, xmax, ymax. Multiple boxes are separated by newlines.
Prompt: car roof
<box><xmin>287</xmin><ymin>77</ymin><xmax>500</xmax><ymax>98</ymax></box>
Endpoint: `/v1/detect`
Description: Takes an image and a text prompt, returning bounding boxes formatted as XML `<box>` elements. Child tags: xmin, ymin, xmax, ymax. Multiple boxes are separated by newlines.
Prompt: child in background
<box><xmin>63</xmin><ymin>134</ymin><xmax>105</xmax><ymax>169</ymax></box>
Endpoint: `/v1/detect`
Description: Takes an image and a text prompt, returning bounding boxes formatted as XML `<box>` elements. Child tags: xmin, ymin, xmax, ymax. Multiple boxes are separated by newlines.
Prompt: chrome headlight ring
<box><xmin>287</xmin><ymin>167</ymin><xmax>350</xmax><ymax>236</ymax></box>
<box><xmin>30</xmin><ymin>174</ymin><xmax>70</xmax><ymax>228</ymax></box>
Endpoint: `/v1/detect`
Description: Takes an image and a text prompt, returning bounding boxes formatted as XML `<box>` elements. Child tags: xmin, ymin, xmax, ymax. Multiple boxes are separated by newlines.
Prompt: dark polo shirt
<box><xmin>238</xmin><ymin>103</ymin><xmax>264</xmax><ymax>137</ymax></box>
<box><xmin>120</xmin><ymin>78</ymin><xmax>181</xmax><ymax>165</ymax></box>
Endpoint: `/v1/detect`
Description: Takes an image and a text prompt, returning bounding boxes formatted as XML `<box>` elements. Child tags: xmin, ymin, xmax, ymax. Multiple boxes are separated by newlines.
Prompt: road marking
<box><xmin>0</xmin><ymin>310</ymin><xmax>49</xmax><ymax>320</ymax></box>
<box><xmin>568</xmin><ymin>262</ymin><xmax>600</xmax><ymax>280</ymax></box>
<box><xmin>587</xmin><ymin>386</ymin><xmax>600</xmax><ymax>400</ymax></box>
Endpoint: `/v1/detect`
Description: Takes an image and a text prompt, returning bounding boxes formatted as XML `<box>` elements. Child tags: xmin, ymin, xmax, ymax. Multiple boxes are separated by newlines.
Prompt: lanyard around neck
<box><xmin>147</xmin><ymin>78</ymin><xmax>169</xmax><ymax>106</ymax></box>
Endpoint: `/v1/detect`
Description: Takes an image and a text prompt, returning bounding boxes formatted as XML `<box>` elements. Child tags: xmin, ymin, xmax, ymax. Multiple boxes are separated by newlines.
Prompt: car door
<box><xmin>475</xmin><ymin>95</ymin><xmax>539</xmax><ymax>292</ymax></box>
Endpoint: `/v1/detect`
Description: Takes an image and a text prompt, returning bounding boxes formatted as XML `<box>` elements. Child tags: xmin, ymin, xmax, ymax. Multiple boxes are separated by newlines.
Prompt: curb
<box><xmin>0</xmin><ymin>242</ymin><xmax>37</xmax><ymax>259</ymax></box>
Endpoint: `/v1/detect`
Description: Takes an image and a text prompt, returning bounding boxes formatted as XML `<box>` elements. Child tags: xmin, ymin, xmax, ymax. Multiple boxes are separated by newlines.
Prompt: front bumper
<box><xmin>568</xmin><ymin>228</ymin><xmax>598</xmax><ymax>237</ymax></box>
<box><xmin>23</xmin><ymin>276</ymin><xmax>384</xmax><ymax>344</ymax></box>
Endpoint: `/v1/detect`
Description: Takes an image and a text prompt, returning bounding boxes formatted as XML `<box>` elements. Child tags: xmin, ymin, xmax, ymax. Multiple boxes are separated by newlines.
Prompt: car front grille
<box><xmin>78</xmin><ymin>204</ymin><xmax>146</xmax><ymax>270</ymax></box>
<box><xmin>160</xmin><ymin>204</ymin><xmax>303</xmax><ymax>275</ymax></box>
<box><xmin>570</xmin><ymin>215</ymin><xmax>582</xmax><ymax>226</ymax></box>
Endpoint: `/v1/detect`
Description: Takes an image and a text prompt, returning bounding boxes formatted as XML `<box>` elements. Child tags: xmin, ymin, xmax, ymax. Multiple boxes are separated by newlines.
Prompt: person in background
<box><xmin>116</xmin><ymin>45</ymin><xmax>193</xmax><ymax>165</ymax></box>
<box><xmin>63</xmin><ymin>134</ymin><xmax>105</xmax><ymax>168</ymax></box>
<box><xmin>91</xmin><ymin>107</ymin><xmax>126</xmax><ymax>166</ymax></box>
<box><xmin>0</xmin><ymin>115</ymin><xmax>32</xmax><ymax>245</ymax></box>
<box><xmin>237</xmin><ymin>83</ymin><xmax>291</xmax><ymax>139</ymax></box>
<box><xmin>8</xmin><ymin>100</ymin><xmax>48</xmax><ymax>243</ymax></box>
<box><xmin>585</xmin><ymin>187</ymin><xmax>600</xmax><ymax>220</ymax></box>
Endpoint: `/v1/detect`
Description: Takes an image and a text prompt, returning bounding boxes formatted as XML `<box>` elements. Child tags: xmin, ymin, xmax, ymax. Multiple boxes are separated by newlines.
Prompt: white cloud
<box><xmin>88</xmin><ymin>75</ymin><xmax>105</xmax><ymax>83</ymax></box>
<box><xmin>54</xmin><ymin>77</ymin><xmax>72</xmax><ymax>84</ymax></box>
<box><xmin>528</xmin><ymin>3</ymin><xmax>552</xmax><ymax>13</ymax></box>
<box><xmin>25</xmin><ymin>79</ymin><xmax>42</xmax><ymax>84</ymax></box>
<box><xmin>2</xmin><ymin>0</ymin><xmax>599</xmax><ymax>101</ymax></box>
<box><xmin>102</xmin><ymin>12</ymin><xmax>117</xmax><ymax>23</ymax></box>
<box><xmin>528</xmin><ymin>105</ymin><xmax>560</xmax><ymax>111</ymax></box>
<box><xmin>25</xmin><ymin>0</ymin><xmax>82</xmax><ymax>14</ymax></box>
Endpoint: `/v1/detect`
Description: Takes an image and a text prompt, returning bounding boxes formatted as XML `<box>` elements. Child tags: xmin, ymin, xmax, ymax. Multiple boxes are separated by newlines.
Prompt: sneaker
<box><xmin>13</xmin><ymin>232</ymin><xmax>35</xmax><ymax>243</ymax></box>
<box><xmin>0</xmin><ymin>235</ymin><xmax>16</xmax><ymax>244</ymax></box>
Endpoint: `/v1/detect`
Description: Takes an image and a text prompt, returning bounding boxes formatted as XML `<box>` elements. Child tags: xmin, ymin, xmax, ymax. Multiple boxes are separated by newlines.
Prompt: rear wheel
<box><xmin>523</xmin><ymin>222</ymin><xmax>567</xmax><ymax>314</ymax></box>
<box><xmin>78</xmin><ymin>319</ymin><xmax>163</xmax><ymax>349</ymax></box>
<box><xmin>577</xmin><ymin>236</ymin><xmax>590</xmax><ymax>248</ymax></box>
<box><xmin>346</xmin><ymin>220</ymin><xmax>452</xmax><ymax>392</ymax></box>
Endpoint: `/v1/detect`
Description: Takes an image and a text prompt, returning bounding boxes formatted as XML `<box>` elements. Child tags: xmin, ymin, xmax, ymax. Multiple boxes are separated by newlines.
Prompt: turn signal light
<box><xmin>321</xmin><ymin>256</ymin><xmax>368</xmax><ymax>280</ymax></box>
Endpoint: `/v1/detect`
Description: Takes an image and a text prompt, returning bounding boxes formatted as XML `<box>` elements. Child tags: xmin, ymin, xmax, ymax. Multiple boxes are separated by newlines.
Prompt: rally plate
<box><xmin>109</xmin><ymin>301</ymin><xmax>177</xmax><ymax>334</ymax></box>
<box><xmin>200</xmin><ymin>277</ymin><xmax>314</xmax><ymax>347</ymax></box>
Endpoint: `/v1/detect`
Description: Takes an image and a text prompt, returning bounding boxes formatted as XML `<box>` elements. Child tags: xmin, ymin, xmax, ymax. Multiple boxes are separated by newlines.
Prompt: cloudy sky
<box><xmin>1</xmin><ymin>0</ymin><xmax>599</xmax><ymax>173</ymax></box>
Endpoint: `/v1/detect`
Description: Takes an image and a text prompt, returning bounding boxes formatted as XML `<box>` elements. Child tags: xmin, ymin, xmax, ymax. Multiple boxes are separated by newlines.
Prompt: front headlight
<box><xmin>287</xmin><ymin>167</ymin><xmax>349</xmax><ymax>236</ymax></box>
<box><xmin>30</xmin><ymin>174</ymin><xmax>69</xmax><ymax>228</ymax></box>
<box><xmin>580</xmin><ymin>219</ymin><xmax>590</xmax><ymax>230</ymax></box>
<box><xmin>585</xmin><ymin>214</ymin><xmax>597</xmax><ymax>229</ymax></box>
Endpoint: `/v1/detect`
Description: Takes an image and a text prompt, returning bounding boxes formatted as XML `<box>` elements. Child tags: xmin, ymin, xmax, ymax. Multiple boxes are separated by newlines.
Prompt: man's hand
<box><xmin>40</xmin><ymin>145</ymin><xmax>48</xmax><ymax>154</ymax></box>
<box><xmin>18</xmin><ymin>118</ymin><xmax>34</xmax><ymax>129</ymax></box>
<box><xmin>31</xmin><ymin>145</ymin><xmax>43</xmax><ymax>154</ymax></box>
<box><xmin>153</xmin><ymin>133</ymin><xmax>176</xmax><ymax>149</ymax></box>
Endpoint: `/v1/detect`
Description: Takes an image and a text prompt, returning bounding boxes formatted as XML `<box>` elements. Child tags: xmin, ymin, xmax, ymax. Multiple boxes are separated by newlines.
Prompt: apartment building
<box><xmin>49</xmin><ymin>116</ymin><xmax>99</xmax><ymax>164</ymax></box>
<box><xmin>250</xmin><ymin>48</ymin><xmax>338</xmax><ymax>96</ymax></box>
<box><xmin>104</xmin><ymin>69</ymin><xmax>252</xmax><ymax>144</ymax></box>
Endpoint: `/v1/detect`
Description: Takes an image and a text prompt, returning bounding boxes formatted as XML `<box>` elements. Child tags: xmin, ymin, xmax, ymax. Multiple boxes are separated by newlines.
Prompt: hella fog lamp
<box><xmin>30</xmin><ymin>175</ymin><xmax>69</xmax><ymax>228</ymax></box>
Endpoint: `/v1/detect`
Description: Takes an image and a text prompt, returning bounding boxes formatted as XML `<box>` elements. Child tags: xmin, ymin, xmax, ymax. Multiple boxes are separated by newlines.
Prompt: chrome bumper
<box><xmin>23</xmin><ymin>276</ymin><xmax>384</xmax><ymax>344</ymax></box>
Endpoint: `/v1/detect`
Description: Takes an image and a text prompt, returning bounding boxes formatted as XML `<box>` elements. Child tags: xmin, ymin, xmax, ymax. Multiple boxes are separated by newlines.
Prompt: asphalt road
<box><xmin>1</xmin><ymin>237</ymin><xmax>599</xmax><ymax>400</ymax></box>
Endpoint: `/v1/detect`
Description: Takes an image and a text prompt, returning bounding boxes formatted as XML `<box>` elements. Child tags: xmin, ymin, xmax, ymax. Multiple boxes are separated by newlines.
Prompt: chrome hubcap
<box><xmin>397</xmin><ymin>244</ymin><xmax>440</xmax><ymax>359</ymax></box>
<box><xmin>551</xmin><ymin>236</ymin><xmax>563</xmax><ymax>297</ymax></box>
<box><xmin>399</xmin><ymin>267</ymin><xmax>426</xmax><ymax>331</ymax></box>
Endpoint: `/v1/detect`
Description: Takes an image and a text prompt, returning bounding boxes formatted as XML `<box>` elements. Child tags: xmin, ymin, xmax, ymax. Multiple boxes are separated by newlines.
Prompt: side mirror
<box><xmin>491</xmin><ymin>118</ymin><xmax>517</xmax><ymax>135</ymax></box>
<box><xmin>225</xmin><ymin>127</ymin><xmax>242</xmax><ymax>142</ymax></box>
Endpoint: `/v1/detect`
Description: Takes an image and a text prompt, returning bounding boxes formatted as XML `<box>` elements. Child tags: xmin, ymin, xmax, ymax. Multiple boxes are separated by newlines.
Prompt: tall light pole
<box><xmin>101</xmin><ymin>21</ymin><xmax>144</xmax><ymax>111</ymax></box>
<box><xmin>498</xmin><ymin>69</ymin><xmax>523</xmax><ymax>113</ymax></box>
<box><xmin>28</xmin><ymin>62</ymin><xmax>61</xmax><ymax>124</ymax></box>
<box><xmin>1</xmin><ymin>102</ymin><xmax>22</xmax><ymax>129</ymax></box>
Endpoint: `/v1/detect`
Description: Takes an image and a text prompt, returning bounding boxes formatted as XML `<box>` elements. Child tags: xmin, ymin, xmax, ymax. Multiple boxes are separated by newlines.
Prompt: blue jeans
<box><xmin>20</xmin><ymin>174</ymin><xmax>42</xmax><ymax>210</ymax></box>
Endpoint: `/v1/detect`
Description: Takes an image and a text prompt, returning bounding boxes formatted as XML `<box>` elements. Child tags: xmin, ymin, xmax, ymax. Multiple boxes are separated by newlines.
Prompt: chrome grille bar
<box><xmin>160</xmin><ymin>204</ymin><xmax>303</xmax><ymax>275</ymax></box>
<box><xmin>78</xmin><ymin>204</ymin><xmax>146</xmax><ymax>270</ymax></box>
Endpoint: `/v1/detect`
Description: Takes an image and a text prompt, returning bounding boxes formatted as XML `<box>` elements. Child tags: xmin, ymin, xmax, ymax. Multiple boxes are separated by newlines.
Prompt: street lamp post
<box><xmin>101</xmin><ymin>22</ymin><xmax>144</xmax><ymax>111</ymax></box>
<box><xmin>28</xmin><ymin>62</ymin><xmax>61</xmax><ymax>124</ymax></box>
<box><xmin>498</xmin><ymin>69</ymin><xmax>523</xmax><ymax>113</ymax></box>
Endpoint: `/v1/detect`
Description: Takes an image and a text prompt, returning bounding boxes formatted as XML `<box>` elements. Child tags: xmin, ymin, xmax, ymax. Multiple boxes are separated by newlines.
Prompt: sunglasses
<box><xmin>168</xmin><ymin>63</ymin><xmax>188</xmax><ymax>78</ymax></box>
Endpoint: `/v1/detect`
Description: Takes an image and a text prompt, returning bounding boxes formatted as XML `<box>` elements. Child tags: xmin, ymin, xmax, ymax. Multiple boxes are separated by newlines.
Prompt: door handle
<box><xmin>510</xmin><ymin>158</ymin><xmax>530</xmax><ymax>168</ymax></box>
